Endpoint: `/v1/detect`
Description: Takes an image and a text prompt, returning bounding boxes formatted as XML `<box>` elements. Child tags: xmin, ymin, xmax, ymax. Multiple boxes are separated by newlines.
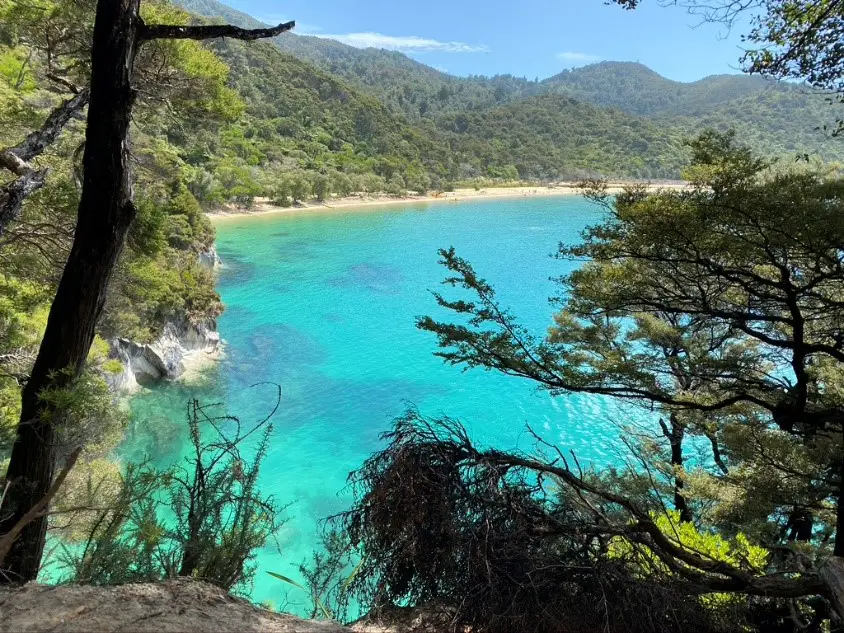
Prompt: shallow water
<box><xmin>124</xmin><ymin>196</ymin><xmax>640</xmax><ymax>611</ymax></box>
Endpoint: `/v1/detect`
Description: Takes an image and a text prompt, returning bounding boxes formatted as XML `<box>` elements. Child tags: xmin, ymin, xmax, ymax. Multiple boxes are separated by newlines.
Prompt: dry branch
<box><xmin>0</xmin><ymin>447</ymin><xmax>81</xmax><ymax>569</ymax></box>
<box><xmin>139</xmin><ymin>20</ymin><xmax>295</xmax><ymax>42</ymax></box>
<box><xmin>0</xmin><ymin>89</ymin><xmax>90</xmax><ymax>238</ymax></box>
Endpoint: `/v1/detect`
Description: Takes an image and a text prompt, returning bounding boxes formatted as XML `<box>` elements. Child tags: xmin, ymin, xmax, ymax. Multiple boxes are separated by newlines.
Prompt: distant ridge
<box><xmin>543</xmin><ymin>61</ymin><xmax>774</xmax><ymax>116</ymax></box>
<box><xmin>173</xmin><ymin>0</ymin><xmax>844</xmax><ymax>173</ymax></box>
<box><xmin>174</xmin><ymin>0</ymin><xmax>266</xmax><ymax>29</ymax></box>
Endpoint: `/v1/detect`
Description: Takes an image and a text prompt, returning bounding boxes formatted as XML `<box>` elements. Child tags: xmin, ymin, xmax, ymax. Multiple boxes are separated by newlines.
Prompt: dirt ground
<box><xmin>0</xmin><ymin>579</ymin><xmax>350</xmax><ymax>633</ymax></box>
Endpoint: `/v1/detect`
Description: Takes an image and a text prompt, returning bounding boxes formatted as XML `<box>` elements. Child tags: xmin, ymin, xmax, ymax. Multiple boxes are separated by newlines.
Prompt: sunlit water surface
<box><xmin>123</xmin><ymin>196</ymin><xmax>642</xmax><ymax>611</ymax></box>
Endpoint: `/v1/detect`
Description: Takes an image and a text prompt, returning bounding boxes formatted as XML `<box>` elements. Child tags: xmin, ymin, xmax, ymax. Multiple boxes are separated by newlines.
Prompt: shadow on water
<box><xmin>216</xmin><ymin>251</ymin><xmax>257</xmax><ymax>287</ymax></box>
<box><xmin>273</xmin><ymin>238</ymin><xmax>321</xmax><ymax>263</ymax></box>
<box><xmin>328</xmin><ymin>262</ymin><xmax>404</xmax><ymax>295</ymax></box>
<box><xmin>224</xmin><ymin>323</ymin><xmax>326</xmax><ymax>386</ymax></box>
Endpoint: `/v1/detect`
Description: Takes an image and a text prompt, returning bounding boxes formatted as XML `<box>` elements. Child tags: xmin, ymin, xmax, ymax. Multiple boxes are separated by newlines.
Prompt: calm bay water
<box><xmin>124</xmin><ymin>196</ymin><xmax>637</xmax><ymax>610</ymax></box>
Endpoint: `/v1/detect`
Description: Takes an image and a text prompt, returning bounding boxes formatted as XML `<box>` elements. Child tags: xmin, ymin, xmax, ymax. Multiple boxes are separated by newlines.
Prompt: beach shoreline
<box><xmin>207</xmin><ymin>181</ymin><xmax>689</xmax><ymax>221</ymax></box>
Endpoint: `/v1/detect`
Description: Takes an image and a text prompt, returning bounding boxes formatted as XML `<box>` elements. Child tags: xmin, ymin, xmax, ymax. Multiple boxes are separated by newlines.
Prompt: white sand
<box><xmin>207</xmin><ymin>182</ymin><xmax>689</xmax><ymax>222</ymax></box>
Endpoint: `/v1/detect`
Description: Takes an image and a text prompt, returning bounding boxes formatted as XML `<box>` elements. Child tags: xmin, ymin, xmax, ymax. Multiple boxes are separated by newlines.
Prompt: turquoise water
<box><xmin>124</xmin><ymin>196</ymin><xmax>637</xmax><ymax>611</ymax></box>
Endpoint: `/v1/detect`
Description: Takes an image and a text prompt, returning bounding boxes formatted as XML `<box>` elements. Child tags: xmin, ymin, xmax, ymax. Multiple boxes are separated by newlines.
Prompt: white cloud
<box><xmin>556</xmin><ymin>51</ymin><xmax>602</xmax><ymax>65</ymax></box>
<box><xmin>256</xmin><ymin>13</ymin><xmax>290</xmax><ymax>24</ymax></box>
<box><xmin>256</xmin><ymin>14</ymin><xmax>321</xmax><ymax>33</ymax></box>
<box><xmin>294</xmin><ymin>23</ymin><xmax>323</xmax><ymax>34</ymax></box>
<box><xmin>313</xmin><ymin>32</ymin><xmax>489</xmax><ymax>53</ymax></box>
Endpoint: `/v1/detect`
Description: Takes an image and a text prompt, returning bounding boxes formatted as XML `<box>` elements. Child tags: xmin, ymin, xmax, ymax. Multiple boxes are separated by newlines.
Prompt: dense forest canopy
<box><xmin>177</xmin><ymin>0</ymin><xmax>844</xmax><ymax>179</ymax></box>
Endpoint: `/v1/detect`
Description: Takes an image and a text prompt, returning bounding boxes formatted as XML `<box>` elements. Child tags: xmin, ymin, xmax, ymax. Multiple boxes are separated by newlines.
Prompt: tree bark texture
<box><xmin>0</xmin><ymin>0</ymin><xmax>142</xmax><ymax>582</ymax></box>
<box><xmin>0</xmin><ymin>0</ymin><xmax>295</xmax><ymax>584</ymax></box>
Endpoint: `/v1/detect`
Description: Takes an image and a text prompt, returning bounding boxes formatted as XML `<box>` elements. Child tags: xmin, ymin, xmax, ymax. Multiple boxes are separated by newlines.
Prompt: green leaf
<box><xmin>266</xmin><ymin>570</ymin><xmax>304</xmax><ymax>589</ymax></box>
<box><xmin>267</xmin><ymin>571</ymin><xmax>333</xmax><ymax>620</ymax></box>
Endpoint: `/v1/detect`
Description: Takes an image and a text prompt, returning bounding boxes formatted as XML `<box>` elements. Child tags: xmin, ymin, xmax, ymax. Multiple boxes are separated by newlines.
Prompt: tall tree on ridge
<box><xmin>0</xmin><ymin>0</ymin><xmax>294</xmax><ymax>583</ymax></box>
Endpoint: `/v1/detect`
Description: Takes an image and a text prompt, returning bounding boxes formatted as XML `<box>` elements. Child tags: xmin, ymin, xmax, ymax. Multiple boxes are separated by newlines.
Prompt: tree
<box><xmin>405</xmin><ymin>167</ymin><xmax>432</xmax><ymax>195</ymax></box>
<box><xmin>0</xmin><ymin>0</ymin><xmax>294</xmax><ymax>583</ymax></box>
<box><xmin>0</xmin><ymin>89</ymin><xmax>89</xmax><ymax>236</ymax></box>
<box><xmin>386</xmin><ymin>174</ymin><xmax>407</xmax><ymax>196</ymax></box>
<box><xmin>311</xmin><ymin>173</ymin><xmax>331</xmax><ymax>202</ymax></box>
<box><xmin>0</xmin><ymin>0</ymin><xmax>96</xmax><ymax>222</ymax></box>
<box><xmin>288</xmin><ymin>171</ymin><xmax>311</xmax><ymax>203</ymax></box>
<box><xmin>269</xmin><ymin>177</ymin><xmax>293</xmax><ymax>207</ymax></box>
<box><xmin>0</xmin><ymin>0</ymin><xmax>247</xmax><ymax>237</ymax></box>
<box><xmin>62</xmin><ymin>397</ymin><xmax>281</xmax><ymax>594</ymax></box>
<box><xmin>394</xmin><ymin>132</ymin><xmax>844</xmax><ymax>626</ymax></box>
<box><xmin>357</xmin><ymin>173</ymin><xmax>387</xmax><ymax>194</ymax></box>
<box><xmin>330</xmin><ymin>171</ymin><xmax>354</xmax><ymax>197</ymax></box>
<box><xmin>331</xmin><ymin>412</ymin><xmax>777</xmax><ymax>633</ymax></box>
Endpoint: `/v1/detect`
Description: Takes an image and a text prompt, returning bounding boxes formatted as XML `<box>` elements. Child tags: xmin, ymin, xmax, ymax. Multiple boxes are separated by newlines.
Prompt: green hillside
<box><xmin>172</xmin><ymin>0</ymin><xmax>844</xmax><ymax>182</ymax></box>
<box><xmin>542</xmin><ymin>62</ymin><xmax>771</xmax><ymax>116</ymax></box>
<box><xmin>170</xmin><ymin>0</ymin><xmax>265</xmax><ymax>28</ymax></box>
<box><xmin>542</xmin><ymin>62</ymin><xmax>843</xmax><ymax>161</ymax></box>
<box><xmin>439</xmin><ymin>94</ymin><xmax>690</xmax><ymax>179</ymax></box>
<box><xmin>197</xmin><ymin>38</ymin><xmax>457</xmax><ymax>188</ymax></box>
<box><xmin>175</xmin><ymin>0</ymin><xmax>545</xmax><ymax>120</ymax></box>
<box><xmin>665</xmin><ymin>89</ymin><xmax>844</xmax><ymax>162</ymax></box>
<box><xmin>190</xmin><ymin>40</ymin><xmax>690</xmax><ymax>185</ymax></box>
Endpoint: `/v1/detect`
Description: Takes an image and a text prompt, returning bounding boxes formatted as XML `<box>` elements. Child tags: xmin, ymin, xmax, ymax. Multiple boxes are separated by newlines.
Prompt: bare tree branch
<box><xmin>8</xmin><ymin>90</ymin><xmax>90</xmax><ymax>164</ymax></box>
<box><xmin>139</xmin><ymin>20</ymin><xmax>295</xmax><ymax>42</ymax></box>
<box><xmin>0</xmin><ymin>89</ymin><xmax>90</xmax><ymax>239</ymax></box>
<box><xmin>484</xmin><ymin>450</ymin><xmax>790</xmax><ymax>590</ymax></box>
<box><xmin>0</xmin><ymin>171</ymin><xmax>50</xmax><ymax>240</ymax></box>
<box><xmin>0</xmin><ymin>447</ymin><xmax>81</xmax><ymax>569</ymax></box>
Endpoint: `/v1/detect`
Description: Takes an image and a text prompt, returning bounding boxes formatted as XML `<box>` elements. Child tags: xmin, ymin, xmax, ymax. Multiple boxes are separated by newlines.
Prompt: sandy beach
<box><xmin>207</xmin><ymin>181</ymin><xmax>689</xmax><ymax>221</ymax></box>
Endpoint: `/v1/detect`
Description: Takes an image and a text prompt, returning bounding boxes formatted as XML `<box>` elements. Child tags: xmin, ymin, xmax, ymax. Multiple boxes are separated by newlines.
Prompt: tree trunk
<box><xmin>821</xmin><ymin>557</ymin><xmax>844</xmax><ymax>620</ymax></box>
<box><xmin>0</xmin><ymin>0</ymin><xmax>294</xmax><ymax>584</ymax></box>
<box><xmin>0</xmin><ymin>0</ymin><xmax>142</xmax><ymax>583</ymax></box>
<box><xmin>661</xmin><ymin>414</ymin><xmax>691</xmax><ymax>523</ymax></box>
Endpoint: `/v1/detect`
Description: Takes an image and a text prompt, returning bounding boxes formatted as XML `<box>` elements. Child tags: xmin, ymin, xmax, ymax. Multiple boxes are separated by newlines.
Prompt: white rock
<box><xmin>198</xmin><ymin>246</ymin><xmax>222</xmax><ymax>270</ymax></box>
<box><xmin>107</xmin><ymin>318</ymin><xmax>221</xmax><ymax>393</ymax></box>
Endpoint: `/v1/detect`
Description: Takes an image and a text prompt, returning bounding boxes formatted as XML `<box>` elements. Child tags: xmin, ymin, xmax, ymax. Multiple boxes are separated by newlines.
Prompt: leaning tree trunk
<box><xmin>0</xmin><ymin>0</ymin><xmax>295</xmax><ymax>583</ymax></box>
<box><xmin>0</xmin><ymin>0</ymin><xmax>143</xmax><ymax>582</ymax></box>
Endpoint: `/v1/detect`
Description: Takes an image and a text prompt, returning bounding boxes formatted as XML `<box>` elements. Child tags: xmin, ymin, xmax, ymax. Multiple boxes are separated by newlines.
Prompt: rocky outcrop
<box><xmin>107</xmin><ymin>318</ymin><xmax>221</xmax><ymax>393</ymax></box>
<box><xmin>105</xmin><ymin>246</ymin><xmax>224</xmax><ymax>393</ymax></box>
<box><xmin>198</xmin><ymin>245</ymin><xmax>222</xmax><ymax>270</ymax></box>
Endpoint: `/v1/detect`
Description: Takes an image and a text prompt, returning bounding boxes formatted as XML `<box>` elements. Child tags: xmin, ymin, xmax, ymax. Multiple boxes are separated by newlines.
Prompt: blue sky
<box><xmin>223</xmin><ymin>0</ymin><xmax>752</xmax><ymax>82</ymax></box>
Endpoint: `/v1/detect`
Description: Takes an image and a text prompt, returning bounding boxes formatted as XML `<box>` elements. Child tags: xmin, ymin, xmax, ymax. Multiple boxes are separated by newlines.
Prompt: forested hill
<box><xmin>200</xmin><ymin>37</ymin><xmax>457</xmax><ymax>187</ymax></box>
<box><xmin>175</xmin><ymin>0</ymin><xmax>544</xmax><ymax>121</ymax></box>
<box><xmin>174</xmin><ymin>0</ymin><xmax>843</xmax><ymax>177</ymax></box>
<box><xmin>542</xmin><ymin>62</ymin><xmax>773</xmax><ymax>116</ymax></box>
<box><xmin>543</xmin><ymin>62</ymin><xmax>842</xmax><ymax>153</ymax></box>
<box><xmin>439</xmin><ymin>94</ymin><xmax>691</xmax><ymax>179</ymax></box>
